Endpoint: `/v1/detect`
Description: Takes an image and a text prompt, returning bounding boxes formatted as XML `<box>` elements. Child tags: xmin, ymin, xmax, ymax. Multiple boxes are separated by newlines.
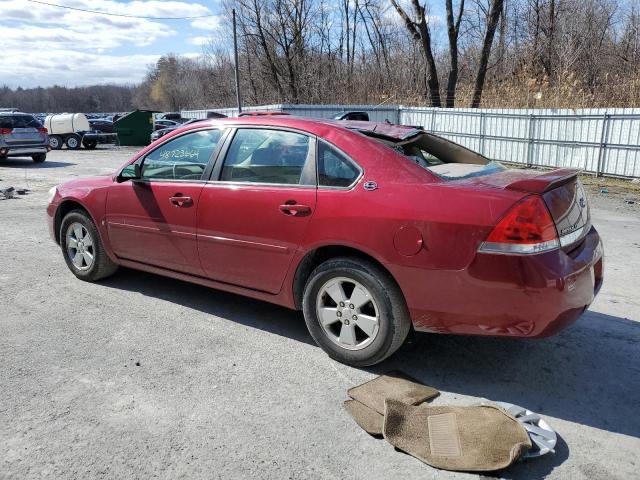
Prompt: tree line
<box><xmin>0</xmin><ymin>85</ymin><xmax>134</xmax><ymax>114</ymax></box>
<box><xmin>4</xmin><ymin>0</ymin><xmax>640</xmax><ymax>113</ymax></box>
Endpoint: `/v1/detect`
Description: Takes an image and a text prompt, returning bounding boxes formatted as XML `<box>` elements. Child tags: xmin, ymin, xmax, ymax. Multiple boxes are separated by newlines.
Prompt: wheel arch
<box><xmin>54</xmin><ymin>199</ymin><xmax>94</xmax><ymax>244</ymax></box>
<box><xmin>291</xmin><ymin>244</ymin><xmax>403</xmax><ymax>310</ymax></box>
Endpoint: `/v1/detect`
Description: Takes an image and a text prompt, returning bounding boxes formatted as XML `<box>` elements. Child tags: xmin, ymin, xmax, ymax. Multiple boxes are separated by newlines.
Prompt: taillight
<box><xmin>0</xmin><ymin>128</ymin><xmax>12</xmax><ymax>134</ymax></box>
<box><xmin>38</xmin><ymin>127</ymin><xmax>48</xmax><ymax>133</ymax></box>
<box><xmin>479</xmin><ymin>195</ymin><xmax>559</xmax><ymax>255</ymax></box>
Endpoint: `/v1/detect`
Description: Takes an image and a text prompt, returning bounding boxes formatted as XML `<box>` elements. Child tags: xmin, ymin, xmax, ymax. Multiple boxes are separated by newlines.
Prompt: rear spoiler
<box><xmin>506</xmin><ymin>168</ymin><xmax>580</xmax><ymax>194</ymax></box>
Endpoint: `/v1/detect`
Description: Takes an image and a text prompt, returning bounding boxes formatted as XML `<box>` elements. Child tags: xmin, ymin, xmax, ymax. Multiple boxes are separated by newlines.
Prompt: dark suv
<box><xmin>0</xmin><ymin>112</ymin><xmax>49</xmax><ymax>163</ymax></box>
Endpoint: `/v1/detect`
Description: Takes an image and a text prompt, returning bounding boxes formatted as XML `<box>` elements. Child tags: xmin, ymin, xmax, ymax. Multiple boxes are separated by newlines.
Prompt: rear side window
<box><xmin>317</xmin><ymin>140</ymin><xmax>360</xmax><ymax>187</ymax></box>
<box><xmin>220</xmin><ymin>129</ymin><xmax>313</xmax><ymax>185</ymax></box>
<box><xmin>0</xmin><ymin>115</ymin><xmax>42</xmax><ymax>129</ymax></box>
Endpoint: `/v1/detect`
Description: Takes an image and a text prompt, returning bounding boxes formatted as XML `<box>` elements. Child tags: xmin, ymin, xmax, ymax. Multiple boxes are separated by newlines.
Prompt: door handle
<box><xmin>170</xmin><ymin>195</ymin><xmax>193</xmax><ymax>207</ymax></box>
<box><xmin>279</xmin><ymin>202</ymin><xmax>311</xmax><ymax>217</ymax></box>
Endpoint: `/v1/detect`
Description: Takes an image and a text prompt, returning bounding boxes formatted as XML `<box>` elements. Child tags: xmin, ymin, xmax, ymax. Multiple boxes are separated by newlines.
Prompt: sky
<box><xmin>0</xmin><ymin>0</ymin><xmax>225</xmax><ymax>88</ymax></box>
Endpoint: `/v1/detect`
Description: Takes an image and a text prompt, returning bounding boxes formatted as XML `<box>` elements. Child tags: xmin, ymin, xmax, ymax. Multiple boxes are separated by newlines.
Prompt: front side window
<box><xmin>141</xmin><ymin>129</ymin><xmax>223</xmax><ymax>180</ymax></box>
<box><xmin>317</xmin><ymin>140</ymin><xmax>360</xmax><ymax>187</ymax></box>
<box><xmin>220</xmin><ymin>129</ymin><xmax>313</xmax><ymax>185</ymax></box>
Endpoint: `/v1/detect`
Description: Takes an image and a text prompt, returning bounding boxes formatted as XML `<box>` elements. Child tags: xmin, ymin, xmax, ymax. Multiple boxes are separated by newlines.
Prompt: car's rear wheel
<box><xmin>32</xmin><ymin>153</ymin><xmax>46</xmax><ymax>163</ymax></box>
<box><xmin>302</xmin><ymin>257</ymin><xmax>411</xmax><ymax>366</ymax></box>
<box><xmin>60</xmin><ymin>210</ymin><xmax>118</xmax><ymax>281</ymax></box>
<box><xmin>49</xmin><ymin>135</ymin><xmax>63</xmax><ymax>150</ymax></box>
<box><xmin>82</xmin><ymin>138</ymin><xmax>97</xmax><ymax>149</ymax></box>
<box><xmin>65</xmin><ymin>134</ymin><xmax>81</xmax><ymax>150</ymax></box>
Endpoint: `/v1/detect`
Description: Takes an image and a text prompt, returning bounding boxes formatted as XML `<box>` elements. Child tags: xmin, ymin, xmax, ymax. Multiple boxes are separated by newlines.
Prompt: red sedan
<box><xmin>46</xmin><ymin>115</ymin><xmax>604</xmax><ymax>366</ymax></box>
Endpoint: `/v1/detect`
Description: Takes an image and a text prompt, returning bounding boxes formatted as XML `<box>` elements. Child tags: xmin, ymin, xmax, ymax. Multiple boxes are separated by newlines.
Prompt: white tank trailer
<box><xmin>44</xmin><ymin>113</ymin><xmax>114</xmax><ymax>150</ymax></box>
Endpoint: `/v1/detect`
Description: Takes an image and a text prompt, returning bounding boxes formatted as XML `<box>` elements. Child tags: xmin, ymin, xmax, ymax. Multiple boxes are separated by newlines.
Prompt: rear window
<box><xmin>0</xmin><ymin>115</ymin><xmax>42</xmax><ymax>129</ymax></box>
<box><xmin>366</xmin><ymin>131</ymin><xmax>506</xmax><ymax>180</ymax></box>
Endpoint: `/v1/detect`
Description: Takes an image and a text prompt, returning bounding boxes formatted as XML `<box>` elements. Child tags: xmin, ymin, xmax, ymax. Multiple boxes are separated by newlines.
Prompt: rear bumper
<box><xmin>390</xmin><ymin>226</ymin><xmax>604</xmax><ymax>337</ymax></box>
<box><xmin>2</xmin><ymin>146</ymin><xmax>48</xmax><ymax>157</ymax></box>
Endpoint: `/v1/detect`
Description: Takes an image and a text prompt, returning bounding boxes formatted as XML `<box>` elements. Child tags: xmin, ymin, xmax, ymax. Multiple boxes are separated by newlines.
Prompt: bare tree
<box><xmin>445</xmin><ymin>0</ymin><xmax>465</xmax><ymax>106</ymax></box>
<box><xmin>389</xmin><ymin>0</ymin><xmax>442</xmax><ymax>106</ymax></box>
<box><xmin>470</xmin><ymin>0</ymin><xmax>504</xmax><ymax>107</ymax></box>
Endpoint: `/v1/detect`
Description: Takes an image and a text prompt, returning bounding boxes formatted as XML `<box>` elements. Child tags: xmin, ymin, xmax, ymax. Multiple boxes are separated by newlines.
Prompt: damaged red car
<box><xmin>46</xmin><ymin>115</ymin><xmax>604</xmax><ymax>366</ymax></box>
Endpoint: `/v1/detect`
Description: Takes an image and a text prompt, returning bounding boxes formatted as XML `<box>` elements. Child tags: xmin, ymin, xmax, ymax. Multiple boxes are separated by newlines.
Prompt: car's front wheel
<box><xmin>60</xmin><ymin>210</ymin><xmax>118</xmax><ymax>281</ymax></box>
<box><xmin>32</xmin><ymin>153</ymin><xmax>46</xmax><ymax>163</ymax></box>
<box><xmin>302</xmin><ymin>257</ymin><xmax>411</xmax><ymax>367</ymax></box>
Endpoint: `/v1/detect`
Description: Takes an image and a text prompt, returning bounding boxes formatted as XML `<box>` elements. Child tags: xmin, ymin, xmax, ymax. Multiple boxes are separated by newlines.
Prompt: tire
<box><xmin>82</xmin><ymin>138</ymin><xmax>97</xmax><ymax>149</ymax></box>
<box><xmin>302</xmin><ymin>257</ymin><xmax>411</xmax><ymax>367</ymax></box>
<box><xmin>60</xmin><ymin>210</ymin><xmax>118</xmax><ymax>282</ymax></box>
<box><xmin>32</xmin><ymin>153</ymin><xmax>46</xmax><ymax>163</ymax></box>
<box><xmin>49</xmin><ymin>135</ymin><xmax>63</xmax><ymax>150</ymax></box>
<box><xmin>65</xmin><ymin>134</ymin><xmax>81</xmax><ymax>150</ymax></box>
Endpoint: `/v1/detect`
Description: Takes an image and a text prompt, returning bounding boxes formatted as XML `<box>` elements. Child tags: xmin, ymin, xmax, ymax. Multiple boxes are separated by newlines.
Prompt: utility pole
<box><xmin>232</xmin><ymin>9</ymin><xmax>242</xmax><ymax>113</ymax></box>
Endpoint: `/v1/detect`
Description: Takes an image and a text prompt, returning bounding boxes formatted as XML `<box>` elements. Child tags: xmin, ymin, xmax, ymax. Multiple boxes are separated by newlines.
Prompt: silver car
<box><xmin>0</xmin><ymin>112</ymin><xmax>49</xmax><ymax>163</ymax></box>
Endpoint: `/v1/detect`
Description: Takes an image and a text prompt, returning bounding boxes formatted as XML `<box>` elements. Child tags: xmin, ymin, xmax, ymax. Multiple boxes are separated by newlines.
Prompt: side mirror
<box><xmin>116</xmin><ymin>162</ymin><xmax>142</xmax><ymax>183</ymax></box>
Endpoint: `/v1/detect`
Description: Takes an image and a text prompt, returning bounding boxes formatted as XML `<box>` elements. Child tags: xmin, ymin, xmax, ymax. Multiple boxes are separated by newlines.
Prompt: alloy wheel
<box><xmin>66</xmin><ymin>222</ymin><xmax>94</xmax><ymax>271</ymax></box>
<box><xmin>315</xmin><ymin>277</ymin><xmax>380</xmax><ymax>350</ymax></box>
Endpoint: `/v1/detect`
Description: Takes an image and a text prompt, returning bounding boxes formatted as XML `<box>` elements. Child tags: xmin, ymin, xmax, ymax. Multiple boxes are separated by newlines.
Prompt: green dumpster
<box><xmin>114</xmin><ymin>110</ymin><xmax>157</xmax><ymax>146</ymax></box>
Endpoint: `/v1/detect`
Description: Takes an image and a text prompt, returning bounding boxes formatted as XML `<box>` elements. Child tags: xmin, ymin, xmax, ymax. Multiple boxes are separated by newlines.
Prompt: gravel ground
<box><xmin>1</xmin><ymin>147</ymin><xmax>639</xmax><ymax>480</ymax></box>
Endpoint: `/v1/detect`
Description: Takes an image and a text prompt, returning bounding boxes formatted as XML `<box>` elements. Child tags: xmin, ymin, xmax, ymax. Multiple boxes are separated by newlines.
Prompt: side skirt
<box><xmin>116</xmin><ymin>258</ymin><xmax>296</xmax><ymax>310</ymax></box>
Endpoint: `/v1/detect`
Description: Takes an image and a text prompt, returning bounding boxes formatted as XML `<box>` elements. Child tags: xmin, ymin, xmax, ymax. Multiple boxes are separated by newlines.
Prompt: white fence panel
<box><xmin>181</xmin><ymin>105</ymin><xmax>640</xmax><ymax>178</ymax></box>
<box><xmin>282</xmin><ymin>104</ymin><xmax>399</xmax><ymax>123</ymax></box>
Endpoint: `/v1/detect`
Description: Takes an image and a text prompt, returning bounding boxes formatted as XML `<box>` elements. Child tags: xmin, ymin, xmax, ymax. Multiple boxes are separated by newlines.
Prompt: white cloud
<box><xmin>0</xmin><ymin>0</ymin><xmax>214</xmax><ymax>22</ymax></box>
<box><xmin>187</xmin><ymin>35</ymin><xmax>211</xmax><ymax>47</ymax></box>
<box><xmin>0</xmin><ymin>0</ymin><xmax>218</xmax><ymax>87</ymax></box>
<box><xmin>190</xmin><ymin>15</ymin><xmax>224</xmax><ymax>31</ymax></box>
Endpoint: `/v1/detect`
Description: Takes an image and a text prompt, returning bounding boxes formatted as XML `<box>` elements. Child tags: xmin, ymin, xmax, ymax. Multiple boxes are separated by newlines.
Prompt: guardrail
<box><xmin>181</xmin><ymin>105</ymin><xmax>640</xmax><ymax>178</ymax></box>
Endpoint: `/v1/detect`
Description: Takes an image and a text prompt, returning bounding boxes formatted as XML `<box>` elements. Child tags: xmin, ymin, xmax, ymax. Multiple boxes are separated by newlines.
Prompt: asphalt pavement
<box><xmin>1</xmin><ymin>146</ymin><xmax>639</xmax><ymax>479</ymax></box>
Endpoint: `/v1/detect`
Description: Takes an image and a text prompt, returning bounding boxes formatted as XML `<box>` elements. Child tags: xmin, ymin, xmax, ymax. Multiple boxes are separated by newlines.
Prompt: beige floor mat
<box><xmin>347</xmin><ymin>371</ymin><xmax>439</xmax><ymax>414</ymax></box>
<box><xmin>383</xmin><ymin>400</ymin><xmax>532</xmax><ymax>472</ymax></box>
<box><xmin>344</xmin><ymin>400</ymin><xmax>384</xmax><ymax>437</ymax></box>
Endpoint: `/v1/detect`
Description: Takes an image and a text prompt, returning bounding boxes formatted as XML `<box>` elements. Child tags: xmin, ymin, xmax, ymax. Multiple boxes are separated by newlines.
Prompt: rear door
<box><xmin>105</xmin><ymin>128</ymin><xmax>226</xmax><ymax>275</ymax></box>
<box><xmin>197</xmin><ymin>127</ymin><xmax>317</xmax><ymax>294</ymax></box>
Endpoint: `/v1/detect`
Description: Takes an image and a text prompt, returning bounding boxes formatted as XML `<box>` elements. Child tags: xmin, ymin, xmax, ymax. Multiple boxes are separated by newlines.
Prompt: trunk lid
<box><xmin>460</xmin><ymin>168</ymin><xmax>590</xmax><ymax>249</ymax></box>
<box><xmin>6</xmin><ymin>127</ymin><xmax>45</xmax><ymax>145</ymax></box>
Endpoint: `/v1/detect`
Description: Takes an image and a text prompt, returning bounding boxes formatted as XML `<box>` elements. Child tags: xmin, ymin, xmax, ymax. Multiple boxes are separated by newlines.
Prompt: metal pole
<box><xmin>479</xmin><ymin>112</ymin><xmax>486</xmax><ymax>155</ymax></box>
<box><xmin>232</xmin><ymin>9</ymin><xmax>242</xmax><ymax>114</ymax></box>
<box><xmin>596</xmin><ymin>113</ymin><xmax>611</xmax><ymax>177</ymax></box>
<box><xmin>526</xmin><ymin>114</ymin><xmax>535</xmax><ymax>167</ymax></box>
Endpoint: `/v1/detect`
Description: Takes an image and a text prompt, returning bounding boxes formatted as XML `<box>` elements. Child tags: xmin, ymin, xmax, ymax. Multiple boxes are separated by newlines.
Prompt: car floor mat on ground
<box><xmin>344</xmin><ymin>399</ymin><xmax>384</xmax><ymax>437</ymax></box>
<box><xmin>383</xmin><ymin>400</ymin><xmax>532</xmax><ymax>472</ymax></box>
<box><xmin>347</xmin><ymin>371</ymin><xmax>440</xmax><ymax>414</ymax></box>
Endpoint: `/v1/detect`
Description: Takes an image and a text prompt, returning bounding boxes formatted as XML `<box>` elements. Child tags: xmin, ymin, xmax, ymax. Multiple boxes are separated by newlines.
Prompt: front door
<box><xmin>105</xmin><ymin>128</ymin><xmax>225</xmax><ymax>275</ymax></box>
<box><xmin>197</xmin><ymin>127</ymin><xmax>317</xmax><ymax>294</ymax></box>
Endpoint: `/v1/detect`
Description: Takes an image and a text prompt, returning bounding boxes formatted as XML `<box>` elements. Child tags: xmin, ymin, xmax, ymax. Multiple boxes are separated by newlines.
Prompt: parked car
<box><xmin>0</xmin><ymin>112</ymin><xmax>49</xmax><ymax>163</ymax></box>
<box><xmin>153</xmin><ymin>119</ymin><xmax>178</xmax><ymax>131</ymax></box>
<box><xmin>88</xmin><ymin>118</ymin><xmax>115</xmax><ymax>134</ymax></box>
<box><xmin>333</xmin><ymin>111</ymin><xmax>370</xmax><ymax>121</ymax></box>
<box><xmin>158</xmin><ymin>112</ymin><xmax>184</xmax><ymax>122</ymax></box>
<box><xmin>46</xmin><ymin>116</ymin><xmax>603</xmax><ymax>366</ymax></box>
<box><xmin>150</xmin><ymin>118</ymin><xmax>208</xmax><ymax>142</ymax></box>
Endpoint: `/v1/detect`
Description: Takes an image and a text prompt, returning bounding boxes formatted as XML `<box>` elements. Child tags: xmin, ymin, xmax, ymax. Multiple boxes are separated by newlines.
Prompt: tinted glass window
<box><xmin>317</xmin><ymin>141</ymin><xmax>360</xmax><ymax>187</ymax></box>
<box><xmin>142</xmin><ymin>129</ymin><xmax>222</xmax><ymax>180</ymax></box>
<box><xmin>0</xmin><ymin>115</ymin><xmax>42</xmax><ymax>129</ymax></box>
<box><xmin>220</xmin><ymin>129</ymin><xmax>312</xmax><ymax>185</ymax></box>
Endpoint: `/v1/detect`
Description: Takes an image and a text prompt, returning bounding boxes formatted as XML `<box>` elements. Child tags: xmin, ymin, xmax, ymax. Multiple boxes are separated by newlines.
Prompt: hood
<box><xmin>57</xmin><ymin>174</ymin><xmax>113</xmax><ymax>196</ymax></box>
